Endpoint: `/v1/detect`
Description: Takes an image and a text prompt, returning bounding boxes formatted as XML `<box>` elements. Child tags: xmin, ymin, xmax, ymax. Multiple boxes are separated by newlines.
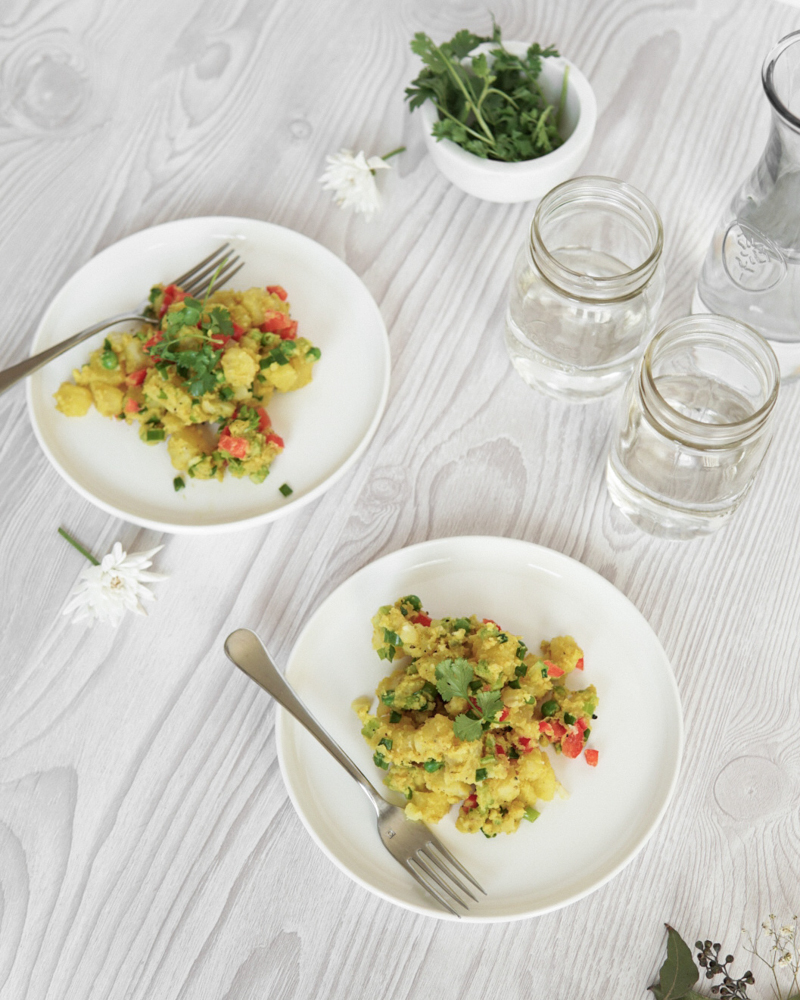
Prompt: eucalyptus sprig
<box><xmin>649</xmin><ymin>923</ymin><xmax>800</xmax><ymax>1000</ymax></box>
<box><xmin>405</xmin><ymin>21</ymin><xmax>566</xmax><ymax>162</ymax></box>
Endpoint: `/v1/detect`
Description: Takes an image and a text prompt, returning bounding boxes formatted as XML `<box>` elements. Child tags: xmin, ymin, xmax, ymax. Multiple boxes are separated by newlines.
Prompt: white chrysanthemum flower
<box><xmin>319</xmin><ymin>148</ymin><xmax>390</xmax><ymax>221</ymax></box>
<box><xmin>62</xmin><ymin>542</ymin><xmax>167</xmax><ymax>627</ymax></box>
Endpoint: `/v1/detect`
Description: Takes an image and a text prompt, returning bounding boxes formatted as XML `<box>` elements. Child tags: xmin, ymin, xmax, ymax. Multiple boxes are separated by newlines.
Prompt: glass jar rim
<box><xmin>529</xmin><ymin>176</ymin><xmax>664</xmax><ymax>302</ymax></box>
<box><xmin>640</xmin><ymin>316</ymin><xmax>780</xmax><ymax>447</ymax></box>
<box><xmin>763</xmin><ymin>30</ymin><xmax>800</xmax><ymax>133</ymax></box>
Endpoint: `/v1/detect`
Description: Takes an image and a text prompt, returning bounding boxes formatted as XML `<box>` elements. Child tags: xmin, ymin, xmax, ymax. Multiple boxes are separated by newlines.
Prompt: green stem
<box><xmin>59</xmin><ymin>527</ymin><xmax>100</xmax><ymax>566</ymax></box>
<box><xmin>433</xmin><ymin>41</ymin><xmax>495</xmax><ymax>145</ymax></box>
<box><xmin>483</xmin><ymin>86</ymin><xmax>518</xmax><ymax>109</ymax></box>
<box><xmin>381</xmin><ymin>146</ymin><xmax>405</xmax><ymax>161</ymax></box>
<box><xmin>433</xmin><ymin>103</ymin><xmax>493</xmax><ymax>144</ymax></box>
<box><xmin>202</xmin><ymin>258</ymin><xmax>228</xmax><ymax>310</ymax></box>
<box><xmin>557</xmin><ymin>65</ymin><xmax>570</xmax><ymax>130</ymax></box>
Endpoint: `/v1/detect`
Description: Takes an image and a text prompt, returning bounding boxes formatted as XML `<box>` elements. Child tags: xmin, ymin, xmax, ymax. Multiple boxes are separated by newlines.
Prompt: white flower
<box><xmin>779</xmin><ymin>951</ymin><xmax>793</xmax><ymax>967</ymax></box>
<box><xmin>781</xmin><ymin>926</ymin><xmax>795</xmax><ymax>939</ymax></box>
<box><xmin>62</xmin><ymin>542</ymin><xmax>167</xmax><ymax>627</ymax></box>
<box><xmin>319</xmin><ymin>148</ymin><xmax>390</xmax><ymax>220</ymax></box>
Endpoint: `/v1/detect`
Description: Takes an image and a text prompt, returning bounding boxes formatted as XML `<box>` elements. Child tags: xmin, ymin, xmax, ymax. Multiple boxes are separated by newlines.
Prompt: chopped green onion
<box><xmin>378</xmin><ymin>737</ymin><xmax>393</xmax><ymax>751</ymax></box>
<box><xmin>173</xmin><ymin>477</ymin><xmax>185</xmax><ymax>492</ymax></box>
<box><xmin>523</xmin><ymin>806</ymin><xmax>540</xmax><ymax>823</ymax></box>
<box><xmin>380</xmin><ymin>690</ymin><xmax>395</xmax><ymax>706</ymax></box>
<box><xmin>373</xmin><ymin>751</ymin><xmax>389</xmax><ymax>770</ymax></box>
<box><xmin>563</xmin><ymin>712</ymin><xmax>576</xmax><ymax>726</ymax></box>
<box><xmin>507</xmin><ymin>679</ymin><xmax>521</xmax><ymax>689</ymax></box>
<box><xmin>279</xmin><ymin>483</ymin><xmax>293</xmax><ymax>497</ymax></box>
<box><xmin>389</xmin><ymin>710</ymin><xmax>401</xmax><ymax>723</ymax></box>
<box><xmin>515</xmin><ymin>663</ymin><xmax>527</xmax><ymax>677</ymax></box>
<box><xmin>475</xmin><ymin>768</ymin><xmax>487</xmax><ymax>782</ymax></box>
<box><xmin>146</xmin><ymin>429</ymin><xmax>166</xmax><ymax>441</ymax></box>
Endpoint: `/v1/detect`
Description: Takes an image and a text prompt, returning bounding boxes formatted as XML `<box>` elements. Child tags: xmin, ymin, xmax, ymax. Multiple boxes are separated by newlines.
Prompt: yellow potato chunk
<box><xmin>54</xmin><ymin>382</ymin><xmax>93</xmax><ymax>416</ymax></box>
<box><xmin>221</xmin><ymin>346</ymin><xmax>258</xmax><ymax>389</ymax></box>
<box><xmin>90</xmin><ymin>382</ymin><xmax>124</xmax><ymax>417</ymax></box>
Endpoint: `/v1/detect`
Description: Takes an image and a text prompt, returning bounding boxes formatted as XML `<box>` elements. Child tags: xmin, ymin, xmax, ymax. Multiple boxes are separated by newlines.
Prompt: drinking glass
<box><xmin>606</xmin><ymin>315</ymin><xmax>780</xmax><ymax>539</ymax></box>
<box><xmin>505</xmin><ymin>176</ymin><xmax>665</xmax><ymax>402</ymax></box>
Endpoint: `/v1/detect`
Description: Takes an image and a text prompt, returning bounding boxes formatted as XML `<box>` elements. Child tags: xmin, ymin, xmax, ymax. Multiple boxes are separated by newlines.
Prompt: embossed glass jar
<box><xmin>606</xmin><ymin>315</ymin><xmax>780</xmax><ymax>539</ymax></box>
<box><xmin>695</xmin><ymin>31</ymin><xmax>800</xmax><ymax>380</ymax></box>
<box><xmin>505</xmin><ymin>176</ymin><xmax>665</xmax><ymax>402</ymax></box>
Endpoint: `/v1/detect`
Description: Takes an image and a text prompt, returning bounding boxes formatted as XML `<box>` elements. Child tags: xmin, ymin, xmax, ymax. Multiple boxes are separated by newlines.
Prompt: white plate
<box><xmin>27</xmin><ymin>217</ymin><xmax>390</xmax><ymax>534</ymax></box>
<box><xmin>276</xmin><ymin>536</ymin><xmax>683</xmax><ymax>922</ymax></box>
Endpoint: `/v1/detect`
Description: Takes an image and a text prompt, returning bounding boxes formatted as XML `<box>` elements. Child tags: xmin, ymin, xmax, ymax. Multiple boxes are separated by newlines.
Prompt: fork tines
<box><xmin>173</xmin><ymin>243</ymin><xmax>245</xmax><ymax>299</ymax></box>
<box><xmin>406</xmin><ymin>839</ymin><xmax>486</xmax><ymax>917</ymax></box>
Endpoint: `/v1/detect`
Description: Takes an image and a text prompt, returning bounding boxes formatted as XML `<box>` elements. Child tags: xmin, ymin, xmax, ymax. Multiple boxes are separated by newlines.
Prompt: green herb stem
<box><xmin>434</xmin><ymin>40</ymin><xmax>496</xmax><ymax>144</ymax></box>
<box><xmin>58</xmin><ymin>527</ymin><xmax>100</xmax><ymax>566</ymax></box>
<box><xmin>381</xmin><ymin>146</ymin><xmax>406</xmax><ymax>161</ymax></box>
<box><xmin>557</xmin><ymin>65</ymin><xmax>570</xmax><ymax>130</ymax></box>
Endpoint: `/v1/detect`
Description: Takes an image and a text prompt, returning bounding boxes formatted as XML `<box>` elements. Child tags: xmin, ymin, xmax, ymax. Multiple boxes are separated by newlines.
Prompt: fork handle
<box><xmin>0</xmin><ymin>311</ymin><xmax>146</xmax><ymax>397</ymax></box>
<box><xmin>225</xmin><ymin>628</ymin><xmax>386</xmax><ymax>817</ymax></box>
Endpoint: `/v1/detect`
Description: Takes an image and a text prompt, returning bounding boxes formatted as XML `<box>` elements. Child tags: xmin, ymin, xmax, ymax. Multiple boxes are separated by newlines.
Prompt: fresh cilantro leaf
<box><xmin>475</xmin><ymin>690</ymin><xmax>504</xmax><ymax>722</ymax></box>
<box><xmin>435</xmin><ymin>658</ymin><xmax>474</xmax><ymax>701</ymax></box>
<box><xmin>453</xmin><ymin>713</ymin><xmax>482</xmax><ymax>742</ymax></box>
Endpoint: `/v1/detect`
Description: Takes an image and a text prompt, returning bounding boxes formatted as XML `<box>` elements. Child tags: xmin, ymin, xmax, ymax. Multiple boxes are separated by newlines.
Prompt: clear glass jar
<box><xmin>695</xmin><ymin>31</ymin><xmax>800</xmax><ymax>380</ymax></box>
<box><xmin>505</xmin><ymin>176</ymin><xmax>665</xmax><ymax>402</ymax></box>
<box><xmin>606</xmin><ymin>315</ymin><xmax>780</xmax><ymax>539</ymax></box>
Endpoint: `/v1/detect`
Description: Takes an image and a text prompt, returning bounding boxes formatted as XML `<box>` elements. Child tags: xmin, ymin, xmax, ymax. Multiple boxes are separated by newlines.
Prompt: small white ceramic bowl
<box><xmin>420</xmin><ymin>42</ymin><xmax>597</xmax><ymax>203</ymax></box>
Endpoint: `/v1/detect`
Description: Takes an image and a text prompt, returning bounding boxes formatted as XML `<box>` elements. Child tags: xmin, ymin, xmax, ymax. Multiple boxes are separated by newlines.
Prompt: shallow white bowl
<box><xmin>27</xmin><ymin>217</ymin><xmax>390</xmax><ymax>534</ymax></box>
<box><xmin>277</xmin><ymin>535</ymin><xmax>683</xmax><ymax>922</ymax></box>
<box><xmin>420</xmin><ymin>42</ymin><xmax>596</xmax><ymax>203</ymax></box>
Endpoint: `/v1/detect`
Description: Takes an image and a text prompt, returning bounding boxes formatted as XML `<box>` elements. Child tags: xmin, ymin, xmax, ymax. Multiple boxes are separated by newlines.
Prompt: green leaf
<box><xmin>453</xmin><ymin>714</ymin><xmax>482</xmax><ymax>741</ymax></box>
<box><xmin>649</xmin><ymin>926</ymin><xmax>699</xmax><ymax>1000</ymax></box>
<box><xmin>475</xmin><ymin>689</ymin><xmax>504</xmax><ymax>721</ymax></box>
<box><xmin>435</xmin><ymin>658</ymin><xmax>474</xmax><ymax>701</ymax></box>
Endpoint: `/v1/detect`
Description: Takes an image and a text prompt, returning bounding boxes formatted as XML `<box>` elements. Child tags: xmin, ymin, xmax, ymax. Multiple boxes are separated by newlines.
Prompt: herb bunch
<box><xmin>405</xmin><ymin>22</ymin><xmax>566</xmax><ymax>162</ymax></box>
<box><xmin>435</xmin><ymin>657</ymin><xmax>505</xmax><ymax>741</ymax></box>
<box><xmin>649</xmin><ymin>923</ymin><xmax>800</xmax><ymax>1000</ymax></box>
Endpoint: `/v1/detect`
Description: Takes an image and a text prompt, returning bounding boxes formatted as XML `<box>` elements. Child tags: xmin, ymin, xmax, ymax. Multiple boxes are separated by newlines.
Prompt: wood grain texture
<box><xmin>2</xmin><ymin>0</ymin><xmax>800</xmax><ymax>997</ymax></box>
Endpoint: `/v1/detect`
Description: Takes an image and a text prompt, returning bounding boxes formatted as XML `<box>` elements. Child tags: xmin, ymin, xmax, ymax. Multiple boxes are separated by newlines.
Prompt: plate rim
<box><xmin>275</xmin><ymin>534</ymin><xmax>684</xmax><ymax>923</ymax></box>
<box><xmin>26</xmin><ymin>215</ymin><xmax>391</xmax><ymax>535</ymax></box>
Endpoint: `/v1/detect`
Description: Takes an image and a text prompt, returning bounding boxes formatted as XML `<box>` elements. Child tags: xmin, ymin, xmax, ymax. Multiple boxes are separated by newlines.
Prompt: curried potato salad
<box><xmin>353</xmin><ymin>596</ymin><xmax>599</xmax><ymax>837</ymax></box>
<box><xmin>53</xmin><ymin>281</ymin><xmax>320</xmax><ymax>486</ymax></box>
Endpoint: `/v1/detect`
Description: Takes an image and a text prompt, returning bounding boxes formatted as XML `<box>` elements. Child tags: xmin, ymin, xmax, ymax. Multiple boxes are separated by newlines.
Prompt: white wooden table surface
<box><xmin>2</xmin><ymin>1</ymin><xmax>800</xmax><ymax>997</ymax></box>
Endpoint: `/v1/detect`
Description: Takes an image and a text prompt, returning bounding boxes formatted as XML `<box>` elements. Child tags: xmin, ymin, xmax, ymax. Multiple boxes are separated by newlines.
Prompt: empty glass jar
<box><xmin>505</xmin><ymin>176</ymin><xmax>665</xmax><ymax>401</ymax></box>
<box><xmin>606</xmin><ymin>315</ymin><xmax>780</xmax><ymax>539</ymax></box>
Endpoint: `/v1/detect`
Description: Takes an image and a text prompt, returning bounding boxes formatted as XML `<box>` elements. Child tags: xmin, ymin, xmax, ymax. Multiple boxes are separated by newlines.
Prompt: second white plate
<box><xmin>276</xmin><ymin>535</ymin><xmax>683</xmax><ymax>922</ymax></box>
<box><xmin>27</xmin><ymin>216</ymin><xmax>390</xmax><ymax>533</ymax></box>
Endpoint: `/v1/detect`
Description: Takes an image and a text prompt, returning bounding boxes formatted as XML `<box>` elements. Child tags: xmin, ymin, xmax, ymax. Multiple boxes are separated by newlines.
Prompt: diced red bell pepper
<box><xmin>498</xmin><ymin>707</ymin><xmax>510</xmax><ymax>723</ymax></box>
<box><xmin>462</xmin><ymin>793</ymin><xmax>478</xmax><ymax>812</ymax></box>
<box><xmin>232</xmin><ymin>322</ymin><xmax>245</xmax><ymax>341</ymax></box>
<box><xmin>518</xmin><ymin>736</ymin><xmax>533</xmax><ymax>753</ymax></box>
<box><xmin>218</xmin><ymin>433</ymin><xmax>249</xmax><ymax>459</ymax></box>
<box><xmin>126</xmin><ymin>368</ymin><xmax>147</xmax><ymax>386</ymax></box>
<box><xmin>584</xmin><ymin>748</ymin><xmax>599</xmax><ymax>767</ymax></box>
<box><xmin>545</xmin><ymin>661</ymin><xmax>564</xmax><ymax>678</ymax></box>
<box><xmin>157</xmin><ymin>284</ymin><xmax>186</xmax><ymax>318</ymax></box>
<box><xmin>575</xmin><ymin>657</ymin><xmax>584</xmax><ymax>671</ymax></box>
<box><xmin>267</xmin><ymin>284</ymin><xmax>288</xmax><ymax>301</ymax></box>
<box><xmin>412</xmin><ymin>613</ymin><xmax>432</xmax><ymax>627</ymax></box>
<box><xmin>539</xmin><ymin>719</ymin><xmax>566</xmax><ymax>740</ymax></box>
<box><xmin>256</xmin><ymin>407</ymin><xmax>271</xmax><ymax>434</ymax></box>
<box><xmin>123</xmin><ymin>398</ymin><xmax>140</xmax><ymax>413</ymax></box>
<box><xmin>266</xmin><ymin>432</ymin><xmax>285</xmax><ymax>449</ymax></box>
<box><xmin>561</xmin><ymin>732</ymin><xmax>584</xmax><ymax>759</ymax></box>
<box><xmin>260</xmin><ymin>310</ymin><xmax>293</xmax><ymax>334</ymax></box>
<box><xmin>279</xmin><ymin>320</ymin><xmax>298</xmax><ymax>341</ymax></box>
<box><xmin>482</xmin><ymin>618</ymin><xmax>501</xmax><ymax>628</ymax></box>
<box><xmin>143</xmin><ymin>331</ymin><xmax>164</xmax><ymax>352</ymax></box>
<box><xmin>576</xmin><ymin>717</ymin><xmax>588</xmax><ymax>733</ymax></box>
<box><xmin>495</xmin><ymin>743</ymin><xmax>506</xmax><ymax>755</ymax></box>
<box><xmin>209</xmin><ymin>333</ymin><xmax>230</xmax><ymax>349</ymax></box>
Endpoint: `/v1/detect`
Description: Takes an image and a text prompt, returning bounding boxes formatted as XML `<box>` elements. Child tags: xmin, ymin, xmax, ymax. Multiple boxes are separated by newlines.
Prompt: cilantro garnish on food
<box><xmin>405</xmin><ymin>21</ymin><xmax>566</xmax><ymax>162</ymax></box>
<box><xmin>355</xmin><ymin>598</ymin><xmax>599</xmax><ymax>837</ymax></box>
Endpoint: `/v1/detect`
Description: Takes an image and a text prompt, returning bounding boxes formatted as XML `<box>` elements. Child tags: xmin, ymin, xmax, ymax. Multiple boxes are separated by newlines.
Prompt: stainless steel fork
<box><xmin>224</xmin><ymin>627</ymin><xmax>487</xmax><ymax>917</ymax></box>
<box><xmin>0</xmin><ymin>243</ymin><xmax>245</xmax><ymax>397</ymax></box>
